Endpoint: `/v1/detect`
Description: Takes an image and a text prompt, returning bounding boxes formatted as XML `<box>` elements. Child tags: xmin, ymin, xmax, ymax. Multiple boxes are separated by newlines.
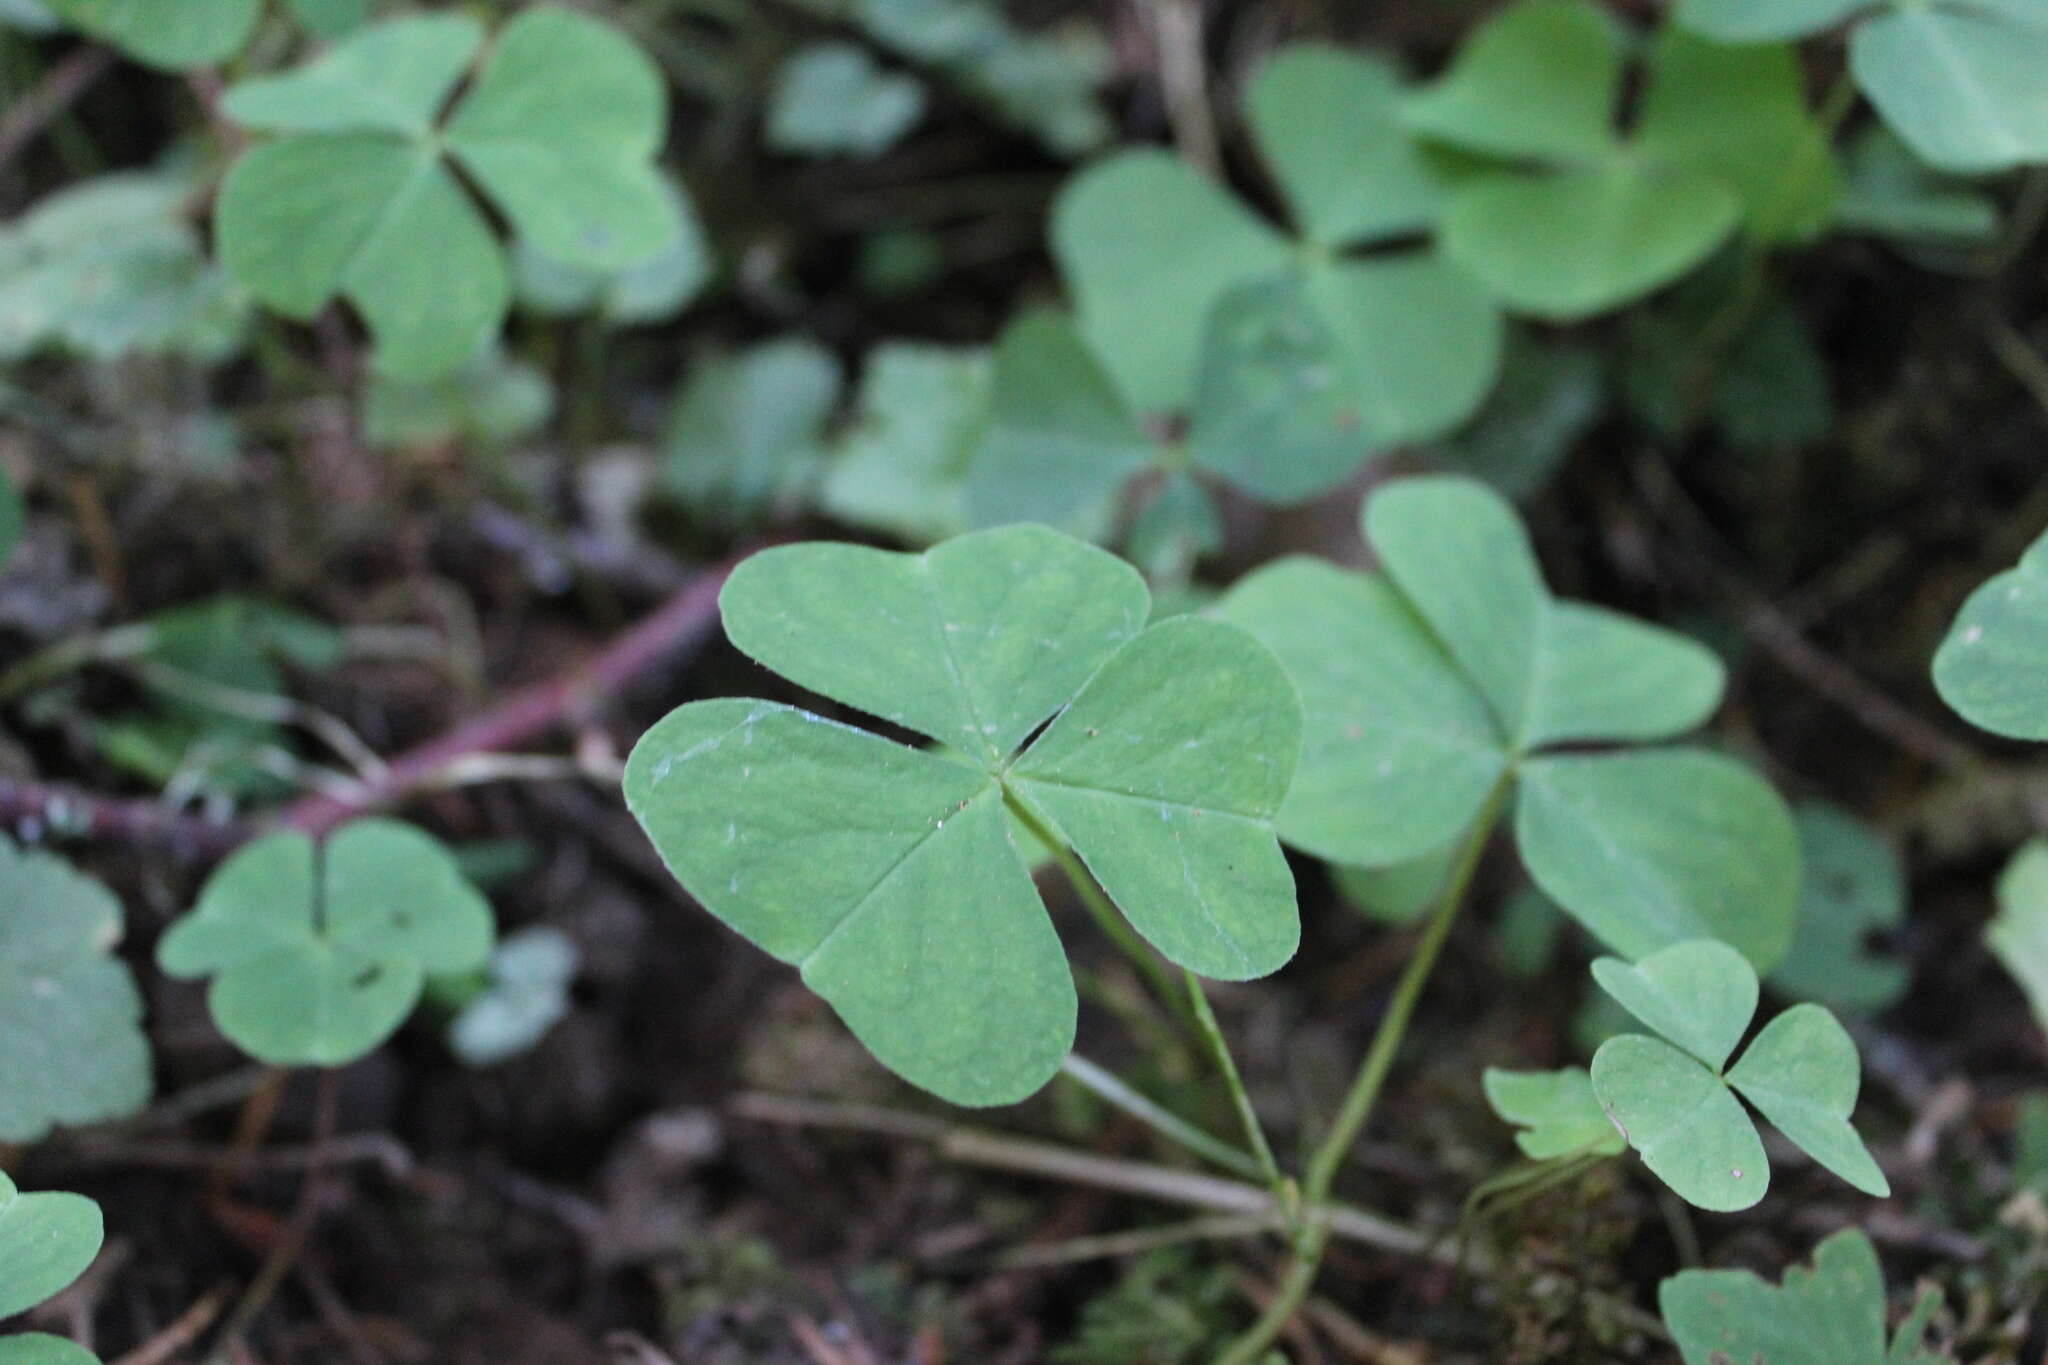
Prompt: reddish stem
<box><xmin>0</xmin><ymin>556</ymin><xmax>738</xmax><ymax>859</ymax></box>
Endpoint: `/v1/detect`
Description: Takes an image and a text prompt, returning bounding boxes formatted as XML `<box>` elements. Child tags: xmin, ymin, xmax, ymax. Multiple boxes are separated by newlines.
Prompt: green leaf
<box><xmin>1851</xmin><ymin>6</ymin><xmax>2048</xmax><ymax>173</ymax></box>
<box><xmin>720</xmin><ymin>527</ymin><xmax>1148</xmax><ymax>766</ymax></box>
<box><xmin>218</xmin><ymin>8</ymin><xmax>676</xmax><ymax>374</ymax></box>
<box><xmin>1517</xmin><ymin>750</ymin><xmax>1799</xmax><ymax>970</ymax></box>
<box><xmin>1522</xmin><ymin>602</ymin><xmax>1726</xmax><ymax>749</ymax></box>
<box><xmin>0</xmin><ymin>837</ymin><xmax>152</xmax><ymax>1142</ymax></box>
<box><xmin>216</xmin><ymin>135</ymin><xmax>508</xmax><ymax>376</ymax></box>
<box><xmin>441</xmin><ymin>6</ymin><xmax>676</xmax><ymax>269</ymax></box>
<box><xmin>1008</xmin><ymin>618</ymin><xmax>1301</xmax><ymax>980</ymax></box>
<box><xmin>281</xmin><ymin>0</ymin><xmax>369</xmax><ymax>37</ymax></box>
<box><xmin>42</xmin><ymin>0</ymin><xmax>258</xmax><ymax>68</ymax></box>
<box><xmin>0</xmin><ymin>467</ymin><xmax>21</xmax><ymax>569</ymax></box>
<box><xmin>446</xmin><ymin>926</ymin><xmax>578</xmax><ymax>1067</ymax></box>
<box><xmin>1991</xmin><ymin>840</ymin><xmax>2048</xmax><ymax>1032</ymax></box>
<box><xmin>1050</xmin><ymin>150</ymin><xmax>1291</xmax><ymax>414</ymax></box>
<box><xmin>362</xmin><ymin>345</ymin><xmax>553</xmax><ymax>448</ymax></box>
<box><xmin>1442</xmin><ymin>164</ymin><xmax>1740</xmax><ymax>319</ymax></box>
<box><xmin>1661</xmin><ymin>1229</ymin><xmax>1894</xmax><ymax>1364</ymax></box>
<box><xmin>1669</xmin><ymin>0</ymin><xmax>1863</xmax><ymax>43</ymax></box>
<box><xmin>0</xmin><ymin>1336</ymin><xmax>103</xmax><ymax>1365</ymax></box>
<box><xmin>769</xmin><ymin>42</ymin><xmax>926</xmax><ymax>156</ymax></box>
<box><xmin>158</xmin><ymin>819</ymin><xmax>495</xmax><ymax>1067</ymax></box>
<box><xmin>662</xmin><ymin>339</ymin><xmax>842</xmax><ymax>525</ymax></box>
<box><xmin>1403</xmin><ymin>0</ymin><xmax>1623</xmax><ymax>163</ymax></box>
<box><xmin>1769</xmin><ymin>803</ymin><xmax>1911</xmax><ymax>1015</ymax></box>
<box><xmin>1933</xmin><ymin>528</ymin><xmax>2048</xmax><ymax>739</ymax></box>
<box><xmin>1727</xmin><ymin>1004</ymin><xmax>1891</xmax><ymax>1196</ymax></box>
<box><xmin>1483</xmin><ymin>1066</ymin><xmax>1625</xmax><ymax>1159</ymax></box>
<box><xmin>964</xmin><ymin>310</ymin><xmax>1154</xmax><ymax>537</ymax></box>
<box><xmin>1635</xmin><ymin>31</ymin><xmax>1840</xmax><ymax>242</ymax></box>
<box><xmin>1834</xmin><ymin>125</ymin><xmax>2001</xmax><ymax>244</ymax></box>
<box><xmin>626</xmin><ymin>700</ymin><xmax>1070</xmax><ymax>1106</ymax></box>
<box><xmin>626</xmin><ymin>528</ymin><xmax>1301</xmax><ymax>1103</ymax></box>
<box><xmin>221</xmin><ymin>13</ymin><xmax>482</xmax><ymax>135</ymax></box>
<box><xmin>1125</xmin><ymin>472</ymin><xmax>1223</xmax><ymax>582</ymax></box>
<box><xmin>1213</xmin><ymin>557</ymin><xmax>1507</xmax><ymax>866</ymax></box>
<box><xmin>1591</xmin><ymin>1034</ymin><xmax>1770</xmax><ymax>1211</ymax></box>
<box><xmin>511</xmin><ymin>181</ymin><xmax>711</xmax><ymax>324</ymax></box>
<box><xmin>1364</xmin><ymin>475</ymin><xmax>1547</xmax><ymax>737</ymax></box>
<box><xmin>0</xmin><ymin>1172</ymin><xmax>102</xmax><ymax>1318</ymax></box>
<box><xmin>1244</xmin><ymin>46</ymin><xmax>1440</xmax><ymax>246</ymax></box>
<box><xmin>1591</xmin><ymin>939</ymin><xmax>1757</xmax><ymax>1073</ymax></box>
<box><xmin>822</xmin><ymin>342</ymin><xmax>989</xmax><ymax>544</ymax></box>
<box><xmin>0</xmin><ymin>171</ymin><xmax>247</xmax><ymax>363</ymax></box>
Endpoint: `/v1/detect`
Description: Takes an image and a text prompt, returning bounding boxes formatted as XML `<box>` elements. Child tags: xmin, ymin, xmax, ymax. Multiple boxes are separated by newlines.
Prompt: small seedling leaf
<box><xmin>0</xmin><ymin>1172</ymin><xmax>102</xmax><ymax>1318</ymax></box>
<box><xmin>0</xmin><ymin>837</ymin><xmax>152</xmax><ymax>1142</ymax></box>
<box><xmin>1933</xmin><ymin>527</ymin><xmax>2048</xmax><ymax>739</ymax></box>
<box><xmin>159</xmin><ymin>819</ymin><xmax>495</xmax><ymax>1067</ymax></box>
<box><xmin>1482</xmin><ymin>1067</ymin><xmax>1625</xmax><ymax>1159</ymax></box>
<box><xmin>1591</xmin><ymin>940</ymin><xmax>1756</xmax><ymax>1073</ymax></box>
<box><xmin>448</xmin><ymin>926</ymin><xmax>579</xmax><ymax>1067</ymax></box>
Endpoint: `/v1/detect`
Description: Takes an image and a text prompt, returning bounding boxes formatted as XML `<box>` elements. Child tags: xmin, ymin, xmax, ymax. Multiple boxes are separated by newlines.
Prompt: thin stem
<box><xmin>1059</xmin><ymin>1054</ymin><xmax>1265</xmax><ymax>1182</ymax></box>
<box><xmin>1215</xmin><ymin>775</ymin><xmax>1512</xmax><ymax>1365</ymax></box>
<box><xmin>1004</xmin><ymin>790</ymin><xmax>1191</xmax><ymax>1029</ymax></box>
<box><xmin>1184</xmin><ymin>969</ymin><xmax>1289</xmax><ymax>1202</ymax></box>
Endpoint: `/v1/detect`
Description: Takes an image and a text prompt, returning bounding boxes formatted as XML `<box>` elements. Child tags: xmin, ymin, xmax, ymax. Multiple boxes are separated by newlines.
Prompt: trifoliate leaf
<box><xmin>1483</xmin><ymin>1067</ymin><xmax>1625</xmax><ymax>1160</ymax></box>
<box><xmin>662</xmin><ymin>339</ymin><xmax>843</xmax><ymax>525</ymax></box>
<box><xmin>0</xmin><ymin>837</ymin><xmax>151</xmax><ymax>1142</ymax></box>
<box><xmin>1218</xmin><ymin>477</ymin><xmax>1794</xmax><ymax>971</ymax></box>
<box><xmin>1933</xmin><ymin>528</ymin><xmax>2048</xmax><ymax>739</ymax></box>
<box><xmin>624</xmin><ymin>527</ymin><xmax>1302</xmax><ymax>1104</ymax></box>
<box><xmin>769</xmin><ymin>43</ymin><xmax>925</xmax><ymax>156</ymax></box>
<box><xmin>1770</xmin><ymin>804</ymin><xmax>1911</xmax><ymax>1015</ymax></box>
<box><xmin>0</xmin><ymin>1173</ymin><xmax>102</xmax><ymax>1318</ymax></box>
<box><xmin>1991</xmin><ymin>840</ymin><xmax>2048</xmax><ymax>1033</ymax></box>
<box><xmin>218</xmin><ymin>8</ymin><xmax>678</xmax><ymax>376</ymax></box>
<box><xmin>158</xmin><ymin>820</ymin><xmax>495</xmax><ymax>1067</ymax></box>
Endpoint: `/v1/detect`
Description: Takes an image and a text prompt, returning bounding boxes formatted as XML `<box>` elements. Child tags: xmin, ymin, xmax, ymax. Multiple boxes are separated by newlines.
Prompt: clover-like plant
<box><xmin>0</xmin><ymin>1172</ymin><xmax>103</xmax><ymax>1365</ymax></box>
<box><xmin>623</xmin><ymin>525</ymin><xmax>1302</xmax><ymax>1105</ymax></box>
<box><xmin>158</xmin><ymin>818</ymin><xmax>495</xmax><ymax>1066</ymax></box>
<box><xmin>1588</xmin><ymin>939</ymin><xmax>1887</xmax><ymax>1210</ymax></box>
<box><xmin>1481</xmin><ymin>1067</ymin><xmax>1624</xmax><ymax>1161</ymax></box>
<box><xmin>0</xmin><ymin>836</ymin><xmax>151</xmax><ymax>1142</ymax></box>
<box><xmin>1050</xmin><ymin>45</ymin><xmax>1501</xmax><ymax>461</ymax></box>
<box><xmin>1404</xmin><ymin>0</ymin><xmax>1839</xmax><ymax>318</ymax></box>
<box><xmin>215</xmin><ymin>8</ymin><xmax>682</xmax><ymax>376</ymax></box>
<box><xmin>40</xmin><ymin>0</ymin><xmax>361</xmax><ymax>70</ymax></box>
<box><xmin>1660</xmin><ymin>1226</ymin><xmax>1947</xmax><ymax>1364</ymax></box>
<box><xmin>1216</xmin><ymin>475</ymin><xmax>1800</xmax><ymax>970</ymax></box>
<box><xmin>1674</xmin><ymin>0</ymin><xmax>2048</xmax><ymax>173</ymax></box>
<box><xmin>1932</xmin><ymin>526</ymin><xmax>2048</xmax><ymax>740</ymax></box>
